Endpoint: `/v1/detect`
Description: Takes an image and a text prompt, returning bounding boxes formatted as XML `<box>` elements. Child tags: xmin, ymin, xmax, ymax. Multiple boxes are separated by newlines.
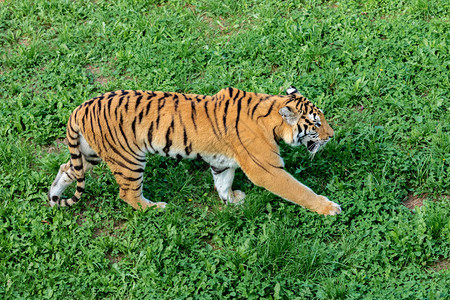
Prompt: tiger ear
<box><xmin>279</xmin><ymin>106</ymin><xmax>301</xmax><ymax>125</ymax></box>
<box><xmin>286</xmin><ymin>86</ymin><xmax>299</xmax><ymax>95</ymax></box>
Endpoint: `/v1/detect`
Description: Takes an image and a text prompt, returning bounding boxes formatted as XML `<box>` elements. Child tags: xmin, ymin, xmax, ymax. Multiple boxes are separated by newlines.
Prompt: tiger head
<box><xmin>278</xmin><ymin>86</ymin><xmax>334</xmax><ymax>155</ymax></box>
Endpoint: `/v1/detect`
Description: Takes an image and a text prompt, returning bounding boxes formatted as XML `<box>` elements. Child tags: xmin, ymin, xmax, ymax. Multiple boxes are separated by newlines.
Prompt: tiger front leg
<box><xmin>210</xmin><ymin>166</ymin><xmax>245</xmax><ymax>204</ymax></box>
<box><xmin>238</xmin><ymin>158</ymin><xmax>341</xmax><ymax>216</ymax></box>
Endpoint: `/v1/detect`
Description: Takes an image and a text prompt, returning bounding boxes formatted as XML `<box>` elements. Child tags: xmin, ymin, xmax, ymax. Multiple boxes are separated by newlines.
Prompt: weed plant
<box><xmin>0</xmin><ymin>0</ymin><xmax>449</xmax><ymax>298</ymax></box>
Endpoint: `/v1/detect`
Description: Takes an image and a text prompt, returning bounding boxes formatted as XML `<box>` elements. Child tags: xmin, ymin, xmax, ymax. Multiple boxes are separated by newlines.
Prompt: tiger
<box><xmin>48</xmin><ymin>86</ymin><xmax>341</xmax><ymax>216</ymax></box>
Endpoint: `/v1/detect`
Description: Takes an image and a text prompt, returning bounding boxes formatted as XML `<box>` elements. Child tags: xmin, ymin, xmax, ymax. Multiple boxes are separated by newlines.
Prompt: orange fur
<box><xmin>48</xmin><ymin>87</ymin><xmax>341</xmax><ymax>215</ymax></box>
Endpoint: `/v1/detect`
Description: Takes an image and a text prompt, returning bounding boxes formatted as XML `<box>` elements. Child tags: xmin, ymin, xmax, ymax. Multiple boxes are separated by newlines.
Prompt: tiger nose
<box><xmin>329</xmin><ymin>129</ymin><xmax>335</xmax><ymax>139</ymax></box>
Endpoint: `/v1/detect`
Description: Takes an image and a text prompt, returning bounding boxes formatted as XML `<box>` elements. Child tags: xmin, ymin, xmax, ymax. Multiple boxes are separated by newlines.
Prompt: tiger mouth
<box><xmin>306</xmin><ymin>141</ymin><xmax>321</xmax><ymax>154</ymax></box>
<box><xmin>307</xmin><ymin>140</ymin><xmax>330</xmax><ymax>155</ymax></box>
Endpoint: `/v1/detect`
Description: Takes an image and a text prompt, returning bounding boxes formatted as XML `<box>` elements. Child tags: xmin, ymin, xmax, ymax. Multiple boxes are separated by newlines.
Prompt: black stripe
<box><xmin>131</xmin><ymin>119</ymin><xmax>136</xmax><ymax>137</ymax></box>
<box><xmin>89</xmin><ymin>105</ymin><xmax>97</xmax><ymax>146</ymax></box>
<box><xmin>181</xmin><ymin>93</ymin><xmax>190</xmax><ymax>101</ymax></box>
<box><xmin>114</xmin><ymin>172</ymin><xmax>142</xmax><ymax>181</ymax></box>
<box><xmin>173</xmin><ymin>94</ymin><xmax>179</xmax><ymax>112</ymax></box>
<box><xmin>86</xmin><ymin>159</ymin><xmax>101</xmax><ymax>165</ymax></box>
<box><xmin>296</xmin><ymin>98</ymin><xmax>304</xmax><ymax>110</ymax></box>
<box><xmin>158</xmin><ymin>97</ymin><xmax>166</xmax><ymax>111</ymax></box>
<box><xmin>232</xmin><ymin>89</ymin><xmax>241</xmax><ymax>104</ymax></box>
<box><xmin>114</xmin><ymin>97</ymin><xmax>122</xmax><ymax>120</ymax></box>
<box><xmin>145</xmin><ymin>100</ymin><xmax>152</xmax><ymax>116</ymax></box>
<box><xmin>185</xmin><ymin>144</ymin><xmax>192</xmax><ymax>156</ymax></box>
<box><xmin>246</xmin><ymin>92</ymin><xmax>252</xmax><ymax>106</ymax></box>
<box><xmin>273</xmin><ymin>127</ymin><xmax>280</xmax><ymax>144</ymax></box>
<box><xmin>156</xmin><ymin>97</ymin><xmax>166</xmax><ymax>129</ymax></box>
<box><xmin>68</xmin><ymin>142</ymin><xmax>79</xmax><ymax>147</ymax></box>
<box><xmin>183</xmin><ymin>128</ymin><xmax>188</xmax><ymax>146</ymax></box>
<box><xmin>147</xmin><ymin>122</ymin><xmax>155</xmax><ymax>151</ymax></box>
<box><xmin>83</xmin><ymin>99</ymin><xmax>95</xmax><ymax>107</ymax></box>
<box><xmin>223</xmin><ymin>99</ymin><xmax>230</xmax><ymax>134</ymax></box>
<box><xmin>204</xmin><ymin>101</ymin><xmax>220</xmax><ymax>138</ymax></box>
<box><xmin>191</xmin><ymin>101</ymin><xmax>197</xmax><ymax>131</ymax></box>
<box><xmin>135</xmin><ymin>95</ymin><xmax>143</xmax><ymax>110</ymax></box>
<box><xmin>133</xmin><ymin>140</ymin><xmax>144</xmax><ymax>154</ymax></box>
<box><xmin>107</xmin><ymin>91</ymin><xmax>117</xmax><ymax>99</ymax></box>
<box><xmin>120</xmin><ymin>186</ymin><xmax>143</xmax><ymax>192</ymax></box>
<box><xmin>163</xmin><ymin>119</ymin><xmax>174</xmax><ymax>155</ymax></box>
<box><xmin>213</xmin><ymin>100</ymin><xmax>221</xmax><ymax>134</ymax></box>
<box><xmin>284</xmin><ymin>98</ymin><xmax>296</xmax><ymax>105</ymax></box>
<box><xmin>103</xmin><ymin>103</ymin><xmax>115</xmax><ymax>153</ymax></box>
<box><xmin>85</xmin><ymin>153</ymin><xmax>99</xmax><ymax>159</ymax></box>
<box><xmin>76</xmin><ymin>186</ymin><xmax>85</xmax><ymax>193</ymax></box>
<box><xmin>124</xmin><ymin>98</ymin><xmax>129</xmax><ymax>112</ymax></box>
<box><xmin>211</xmin><ymin>166</ymin><xmax>228</xmax><ymax>175</ymax></box>
<box><xmin>104</xmin><ymin>135</ymin><xmax>144</xmax><ymax>166</ymax></box>
<box><xmin>251</xmin><ymin>102</ymin><xmax>260</xmax><ymax>118</ymax></box>
<box><xmin>81</xmin><ymin>112</ymin><xmax>87</xmax><ymax>132</ymax></box>
<box><xmin>110</xmin><ymin>158</ymin><xmax>145</xmax><ymax>173</ymax></box>
<box><xmin>107</xmin><ymin>97</ymin><xmax>113</xmax><ymax>113</ymax></box>
<box><xmin>96</xmin><ymin>99</ymin><xmax>103</xmax><ymax>149</ymax></box>
<box><xmin>71</xmin><ymin>153</ymin><xmax>82</xmax><ymax>159</ymax></box>
<box><xmin>228</xmin><ymin>87</ymin><xmax>234</xmax><ymax>98</ymax></box>
<box><xmin>66</xmin><ymin>172</ymin><xmax>75</xmax><ymax>180</ymax></box>
<box><xmin>269</xmin><ymin>163</ymin><xmax>284</xmax><ymax>169</ymax></box>
<box><xmin>257</xmin><ymin>101</ymin><xmax>276</xmax><ymax>119</ymax></box>
<box><xmin>117</xmin><ymin>116</ymin><xmax>140</xmax><ymax>157</ymax></box>
<box><xmin>68</xmin><ymin>121</ymin><xmax>77</xmax><ymax>138</ymax></box>
<box><xmin>74</xmin><ymin>165</ymin><xmax>83</xmax><ymax>171</ymax></box>
<box><xmin>272</xmin><ymin>150</ymin><xmax>282</xmax><ymax>157</ymax></box>
<box><xmin>235</xmin><ymin>97</ymin><xmax>242</xmax><ymax>129</ymax></box>
<box><xmin>118</xmin><ymin>95</ymin><xmax>125</xmax><ymax>107</ymax></box>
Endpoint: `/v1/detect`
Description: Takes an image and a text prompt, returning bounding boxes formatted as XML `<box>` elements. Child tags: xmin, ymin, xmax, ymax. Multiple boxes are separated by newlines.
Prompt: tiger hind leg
<box><xmin>106</xmin><ymin>159</ymin><xmax>167</xmax><ymax>210</ymax></box>
<box><xmin>211</xmin><ymin>166</ymin><xmax>245</xmax><ymax>204</ymax></box>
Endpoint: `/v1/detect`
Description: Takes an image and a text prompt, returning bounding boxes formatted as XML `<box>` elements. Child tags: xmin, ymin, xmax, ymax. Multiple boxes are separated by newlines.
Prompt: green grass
<box><xmin>1</xmin><ymin>0</ymin><xmax>449</xmax><ymax>298</ymax></box>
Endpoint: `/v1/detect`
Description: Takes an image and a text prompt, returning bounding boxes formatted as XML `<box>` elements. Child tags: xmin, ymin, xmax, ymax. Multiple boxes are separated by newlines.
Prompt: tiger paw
<box><xmin>140</xmin><ymin>201</ymin><xmax>167</xmax><ymax>210</ymax></box>
<box><xmin>316</xmin><ymin>196</ymin><xmax>341</xmax><ymax>216</ymax></box>
<box><xmin>229</xmin><ymin>190</ymin><xmax>246</xmax><ymax>205</ymax></box>
<box><xmin>154</xmin><ymin>202</ymin><xmax>167</xmax><ymax>209</ymax></box>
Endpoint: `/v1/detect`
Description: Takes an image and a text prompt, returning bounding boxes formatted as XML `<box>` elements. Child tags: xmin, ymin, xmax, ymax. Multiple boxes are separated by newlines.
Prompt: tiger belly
<box><xmin>146</xmin><ymin>143</ymin><xmax>241</xmax><ymax>203</ymax></box>
<box><xmin>143</xmin><ymin>139</ymin><xmax>238</xmax><ymax>170</ymax></box>
<box><xmin>201</xmin><ymin>154</ymin><xmax>239</xmax><ymax>170</ymax></box>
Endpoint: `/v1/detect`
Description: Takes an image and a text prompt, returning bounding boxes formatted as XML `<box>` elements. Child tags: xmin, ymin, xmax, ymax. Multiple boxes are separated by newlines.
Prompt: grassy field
<box><xmin>1</xmin><ymin>0</ymin><xmax>449</xmax><ymax>298</ymax></box>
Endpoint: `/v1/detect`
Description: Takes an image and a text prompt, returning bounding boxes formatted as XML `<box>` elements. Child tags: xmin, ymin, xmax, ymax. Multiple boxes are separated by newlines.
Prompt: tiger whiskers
<box><xmin>308</xmin><ymin>142</ymin><xmax>321</xmax><ymax>160</ymax></box>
